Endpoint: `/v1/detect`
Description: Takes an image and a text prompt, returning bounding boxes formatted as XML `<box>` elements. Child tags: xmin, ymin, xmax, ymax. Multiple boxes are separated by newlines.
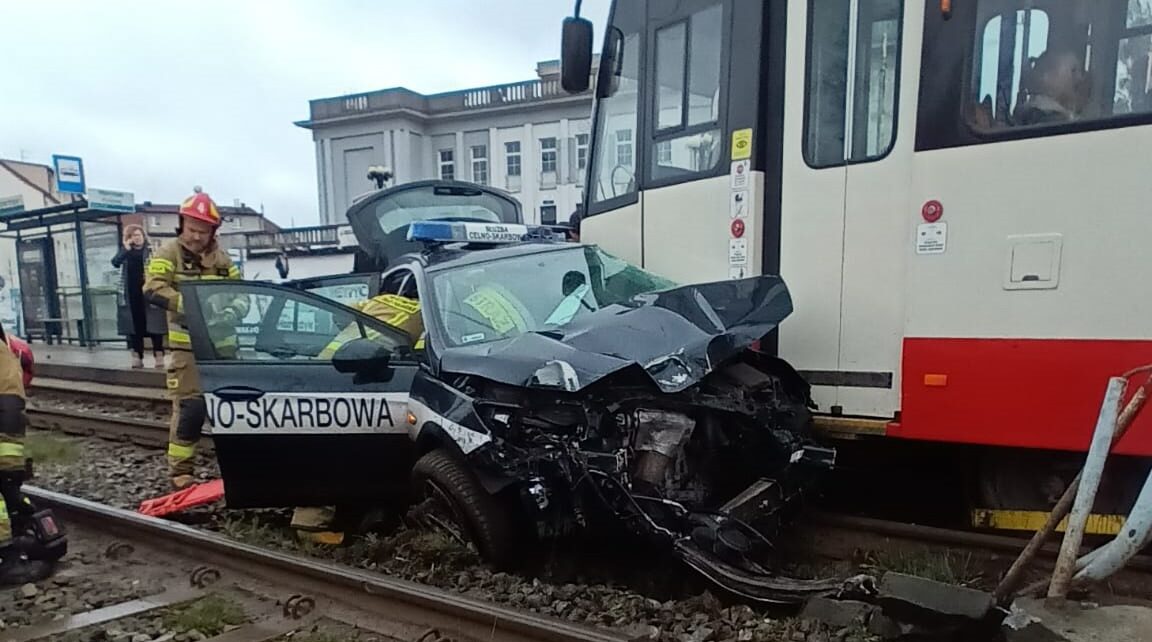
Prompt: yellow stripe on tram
<box><xmin>970</xmin><ymin>509</ymin><xmax>1126</xmax><ymax>536</ymax></box>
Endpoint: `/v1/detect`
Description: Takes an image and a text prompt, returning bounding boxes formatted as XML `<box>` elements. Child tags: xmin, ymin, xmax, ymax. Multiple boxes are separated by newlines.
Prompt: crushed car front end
<box><xmin>408</xmin><ymin>245</ymin><xmax>840</xmax><ymax>603</ymax></box>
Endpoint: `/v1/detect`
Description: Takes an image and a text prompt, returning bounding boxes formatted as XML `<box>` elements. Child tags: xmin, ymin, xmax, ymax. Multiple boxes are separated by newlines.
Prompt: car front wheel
<box><xmin>411</xmin><ymin>449</ymin><xmax>516</xmax><ymax>568</ymax></box>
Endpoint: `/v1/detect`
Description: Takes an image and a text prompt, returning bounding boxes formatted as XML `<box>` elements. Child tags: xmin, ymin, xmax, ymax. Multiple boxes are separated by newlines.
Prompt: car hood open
<box><xmin>437</xmin><ymin>275</ymin><xmax>794</xmax><ymax>393</ymax></box>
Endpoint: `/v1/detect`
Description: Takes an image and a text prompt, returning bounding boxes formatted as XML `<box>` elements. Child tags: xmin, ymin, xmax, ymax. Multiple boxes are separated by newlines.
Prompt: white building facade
<box><xmin>297</xmin><ymin>61</ymin><xmax>595</xmax><ymax>227</ymax></box>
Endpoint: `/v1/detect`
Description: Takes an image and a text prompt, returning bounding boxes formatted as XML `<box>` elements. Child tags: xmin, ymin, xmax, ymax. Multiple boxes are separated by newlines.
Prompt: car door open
<box><xmin>179</xmin><ymin>280</ymin><xmax>419</xmax><ymax>509</ymax></box>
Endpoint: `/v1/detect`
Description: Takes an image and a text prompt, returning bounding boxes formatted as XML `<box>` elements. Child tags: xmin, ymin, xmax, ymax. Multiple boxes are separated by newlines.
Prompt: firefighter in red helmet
<box><xmin>144</xmin><ymin>187</ymin><xmax>249</xmax><ymax>489</ymax></box>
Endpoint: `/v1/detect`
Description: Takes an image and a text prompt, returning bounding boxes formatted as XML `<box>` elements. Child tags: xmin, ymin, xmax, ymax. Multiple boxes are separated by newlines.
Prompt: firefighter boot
<box><xmin>291</xmin><ymin>507</ymin><xmax>344</xmax><ymax>545</ymax></box>
<box><xmin>0</xmin><ymin>492</ymin><xmax>53</xmax><ymax>584</ymax></box>
<box><xmin>0</xmin><ymin>473</ymin><xmax>67</xmax><ymax>562</ymax></box>
<box><xmin>168</xmin><ymin>397</ymin><xmax>207</xmax><ymax>490</ymax></box>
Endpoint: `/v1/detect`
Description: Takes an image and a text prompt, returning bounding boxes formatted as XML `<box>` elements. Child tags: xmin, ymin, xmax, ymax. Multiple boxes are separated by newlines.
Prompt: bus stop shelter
<box><xmin>0</xmin><ymin>199</ymin><xmax>137</xmax><ymax>346</ymax></box>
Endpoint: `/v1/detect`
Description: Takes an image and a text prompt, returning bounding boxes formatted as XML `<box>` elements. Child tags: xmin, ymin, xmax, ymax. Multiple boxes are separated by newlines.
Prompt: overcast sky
<box><xmin>0</xmin><ymin>1</ymin><xmax>610</xmax><ymax>227</ymax></box>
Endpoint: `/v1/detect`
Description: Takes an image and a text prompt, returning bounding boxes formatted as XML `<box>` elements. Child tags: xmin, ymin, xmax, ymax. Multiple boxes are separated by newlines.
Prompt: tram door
<box><xmin>780</xmin><ymin>1</ymin><xmax>908</xmax><ymax>418</ymax></box>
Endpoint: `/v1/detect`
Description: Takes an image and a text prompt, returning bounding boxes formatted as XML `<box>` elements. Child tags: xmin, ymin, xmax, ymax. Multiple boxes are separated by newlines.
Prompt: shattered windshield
<box><xmin>430</xmin><ymin>246</ymin><xmax>678</xmax><ymax>347</ymax></box>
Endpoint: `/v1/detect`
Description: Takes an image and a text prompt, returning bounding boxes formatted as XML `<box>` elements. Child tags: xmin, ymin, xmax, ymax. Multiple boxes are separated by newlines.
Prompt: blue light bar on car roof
<box><xmin>408</xmin><ymin>221</ymin><xmax>533</xmax><ymax>244</ymax></box>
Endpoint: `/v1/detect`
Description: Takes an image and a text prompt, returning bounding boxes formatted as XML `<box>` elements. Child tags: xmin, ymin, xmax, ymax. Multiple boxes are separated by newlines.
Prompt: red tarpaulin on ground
<box><xmin>137</xmin><ymin>479</ymin><xmax>225</xmax><ymax>517</ymax></box>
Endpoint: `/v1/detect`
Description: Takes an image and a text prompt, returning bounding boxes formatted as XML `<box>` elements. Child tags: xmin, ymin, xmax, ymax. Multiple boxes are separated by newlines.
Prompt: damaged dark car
<box><xmin>179</xmin><ymin>199</ymin><xmax>841</xmax><ymax>603</ymax></box>
<box><xmin>402</xmin><ymin>224</ymin><xmax>840</xmax><ymax>603</ymax></box>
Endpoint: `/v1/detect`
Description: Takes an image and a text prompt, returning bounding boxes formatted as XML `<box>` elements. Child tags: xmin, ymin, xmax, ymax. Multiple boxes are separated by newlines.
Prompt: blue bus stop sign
<box><xmin>52</xmin><ymin>155</ymin><xmax>86</xmax><ymax>194</ymax></box>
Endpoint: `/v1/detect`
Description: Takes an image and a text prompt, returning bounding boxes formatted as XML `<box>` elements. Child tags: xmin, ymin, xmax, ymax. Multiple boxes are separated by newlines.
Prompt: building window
<box><xmin>505</xmin><ymin>141</ymin><xmax>522</xmax><ymax>177</ymax></box>
<box><xmin>615</xmin><ymin>129</ymin><xmax>634</xmax><ymax>167</ymax></box>
<box><xmin>540</xmin><ymin>204</ymin><xmax>557</xmax><ymax>225</ymax></box>
<box><xmin>803</xmin><ymin>0</ymin><xmax>901</xmax><ymax>168</ymax></box>
<box><xmin>438</xmin><ymin>150</ymin><xmax>455</xmax><ymax>180</ymax></box>
<box><xmin>540</xmin><ymin>137</ymin><xmax>558</xmax><ymax>174</ymax></box>
<box><xmin>470</xmin><ymin>145</ymin><xmax>488</xmax><ymax>185</ymax></box>
<box><xmin>656</xmin><ymin>140</ymin><xmax>673</xmax><ymax>164</ymax></box>
<box><xmin>576</xmin><ymin>133</ymin><xmax>590</xmax><ymax>171</ymax></box>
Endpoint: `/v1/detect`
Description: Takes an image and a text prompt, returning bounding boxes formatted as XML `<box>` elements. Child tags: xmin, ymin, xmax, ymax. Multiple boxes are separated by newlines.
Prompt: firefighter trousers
<box><xmin>0</xmin><ymin>394</ymin><xmax>25</xmax><ymax>546</ymax></box>
<box><xmin>166</xmin><ymin>350</ymin><xmax>206</xmax><ymax>487</ymax></box>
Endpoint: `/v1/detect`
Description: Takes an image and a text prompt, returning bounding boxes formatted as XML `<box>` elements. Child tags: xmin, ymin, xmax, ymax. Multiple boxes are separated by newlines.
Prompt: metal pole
<box><xmin>74</xmin><ymin>219</ymin><xmax>93</xmax><ymax>347</ymax></box>
<box><xmin>994</xmin><ymin>369</ymin><xmax>1152</xmax><ymax>602</ymax></box>
<box><xmin>1047</xmin><ymin>377</ymin><xmax>1126</xmax><ymax>598</ymax></box>
<box><xmin>1072</xmin><ymin>465</ymin><xmax>1152</xmax><ymax>584</ymax></box>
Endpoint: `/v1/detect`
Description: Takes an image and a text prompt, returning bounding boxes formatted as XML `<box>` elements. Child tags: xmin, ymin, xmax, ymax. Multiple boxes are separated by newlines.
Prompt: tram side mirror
<box><xmin>332</xmin><ymin>338</ymin><xmax>393</xmax><ymax>379</ymax></box>
<box><xmin>561</xmin><ymin>16</ymin><xmax>594</xmax><ymax>93</ymax></box>
<box><xmin>596</xmin><ymin>27</ymin><xmax>624</xmax><ymax>99</ymax></box>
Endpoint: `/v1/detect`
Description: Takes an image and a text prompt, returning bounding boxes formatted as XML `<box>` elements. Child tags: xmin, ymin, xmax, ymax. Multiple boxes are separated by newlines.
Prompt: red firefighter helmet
<box><xmin>7</xmin><ymin>335</ymin><xmax>33</xmax><ymax>388</ymax></box>
<box><xmin>178</xmin><ymin>186</ymin><xmax>221</xmax><ymax>227</ymax></box>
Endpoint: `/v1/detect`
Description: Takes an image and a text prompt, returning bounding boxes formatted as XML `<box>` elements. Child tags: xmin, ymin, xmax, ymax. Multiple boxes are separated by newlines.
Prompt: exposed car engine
<box><xmin>453</xmin><ymin>350</ymin><xmax>840</xmax><ymax>603</ymax></box>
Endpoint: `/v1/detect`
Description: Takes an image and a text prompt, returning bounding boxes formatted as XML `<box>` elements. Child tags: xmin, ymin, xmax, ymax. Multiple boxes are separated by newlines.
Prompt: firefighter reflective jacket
<box><xmin>0</xmin><ymin>325</ymin><xmax>25</xmax><ymax>474</ymax></box>
<box><xmin>0</xmin><ymin>328</ymin><xmax>25</xmax><ymax>400</ymax></box>
<box><xmin>319</xmin><ymin>294</ymin><xmax>424</xmax><ymax>360</ymax></box>
<box><xmin>143</xmin><ymin>240</ymin><xmax>250</xmax><ymax>355</ymax></box>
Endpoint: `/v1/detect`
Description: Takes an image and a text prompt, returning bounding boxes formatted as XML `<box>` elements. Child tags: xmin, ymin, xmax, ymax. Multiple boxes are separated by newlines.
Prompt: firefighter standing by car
<box><xmin>144</xmin><ymin>187</ymin><xmax>249</xmax><ymax>490</ymax></box>
<box><xmin>0</xmin><ymin>322</ymin><xmax>59</xmax><ymax>584</ymax></box>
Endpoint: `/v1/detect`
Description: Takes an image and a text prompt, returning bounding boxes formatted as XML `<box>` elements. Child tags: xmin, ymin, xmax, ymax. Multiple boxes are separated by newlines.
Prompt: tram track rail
<box><xmin>18</xmin><ymin>486</ymin><xmax>628</xmax><ymax>642</ymax></box>
<box><xmin>27</xmin><ymin>406</ymin><xmax>197</xmax><ymax>450</ymax></box>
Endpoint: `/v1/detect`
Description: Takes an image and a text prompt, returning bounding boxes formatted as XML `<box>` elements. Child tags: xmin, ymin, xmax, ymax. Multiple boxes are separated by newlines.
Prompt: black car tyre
<box><xmin>412</xmin><ymin>449</ymin><xmax>516</xmax><ymax>568</ymax></box>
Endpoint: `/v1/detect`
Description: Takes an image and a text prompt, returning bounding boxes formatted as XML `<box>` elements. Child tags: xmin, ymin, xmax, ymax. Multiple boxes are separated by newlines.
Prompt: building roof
<box><xmin>297</xmin><ymin>59</ymin><xmax>598</xmax><ymax>130</ymax></box>
<box><xmin>0</xmin><ymin>158</ymin><xmax>60</xmax><ymax>206</ymax></box>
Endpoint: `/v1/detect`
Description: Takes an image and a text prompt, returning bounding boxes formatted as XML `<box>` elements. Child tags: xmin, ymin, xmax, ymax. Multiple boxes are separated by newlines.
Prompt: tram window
<box><xmin>803</xmin><ymin>0</ymin><xmax>903</xmax><ymax>168</ymax></box>
<box><xmin>588</xmin><ymin>27</ymin><xmax>641</xmax><ymax>206</ymax></box>
<box><xmin>649</xmin><ymin>3</ymin><xmax>724</xmax><ymax>180</ymax></box>
<box><xmin>655</xmin><ymin>22</ymin><xmax>687</xmax><ymax>130</ymax></box>
<box><xmin>972</xmin><ymin>10</ymin><xmax>1050</xmax><ymax>127</ymax></box>
<box><xmin>953</xmin><ymin>0</ymin><xmax>1152</xmax><ymax>135</ymax></box>
<box><xmin>1116</xmin><ymin>33</ymin><xmax>1152</xmax><ymax>114</ymax></box>
<box><xmin>1132</xmin><ymin>0</ymin><xmax>1152</xmax><ymax>28</ymax></box>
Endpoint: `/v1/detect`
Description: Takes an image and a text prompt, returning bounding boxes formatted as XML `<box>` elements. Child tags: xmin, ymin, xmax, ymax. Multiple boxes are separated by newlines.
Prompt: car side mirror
<box><xmin>332</xmin><ymin>338</ymin><xmax>392</xmax><ymax>376</ymax></box>
<box><xmin>561</xmin><ymin>16</ymin><xmax>594</xmax><ymax>93</ymax></box>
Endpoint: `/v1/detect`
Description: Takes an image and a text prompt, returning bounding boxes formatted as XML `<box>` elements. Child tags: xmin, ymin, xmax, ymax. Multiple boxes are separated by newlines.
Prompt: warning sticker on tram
<box><xmin>206</xmin><ymin>392</ymin><xmax>409</xmax><ymax>434</ymax></box>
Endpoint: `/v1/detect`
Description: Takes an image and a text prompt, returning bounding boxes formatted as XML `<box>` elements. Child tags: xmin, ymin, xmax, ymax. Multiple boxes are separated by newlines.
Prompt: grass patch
<box><xmin>861</xmin><ymin>547</ymin><xmax>983</xmax><ymax>586</ymax></box>
<box><xmin>163</xmin><ymin>594</ymin><xmax>246</xmax><ymax>636</ymax></box>
<box><xmin>218</xmin><ymin>513</ymin><xmax>298</xmax><ymax>548</ymax></box>
<box><xmin>24</xmin><ymin>432</ymin><xmax>80</xmax><ymax>465</ymax></box>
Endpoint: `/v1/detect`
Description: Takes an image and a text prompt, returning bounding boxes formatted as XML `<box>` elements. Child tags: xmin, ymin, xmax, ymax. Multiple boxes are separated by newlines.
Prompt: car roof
<box><xmin>393</xmin><ymin>240</ymin><xmax>585</xmax><ymax>274</ymax></box>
